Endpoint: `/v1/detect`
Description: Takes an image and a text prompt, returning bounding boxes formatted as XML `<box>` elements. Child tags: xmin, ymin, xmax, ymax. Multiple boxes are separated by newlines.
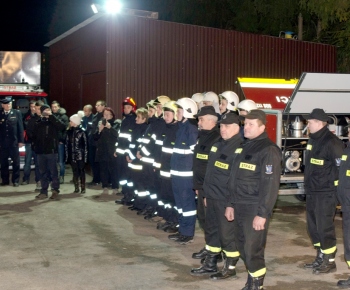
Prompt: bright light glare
<box><xmin>91</xmin><ymin>4</ymin><xmax>99</xmax><ymax>14</ymax></box>
<box><xmin>105</xmin><ymin>0</ymin><xmax>123</xmax><ymax>14</ymax></box>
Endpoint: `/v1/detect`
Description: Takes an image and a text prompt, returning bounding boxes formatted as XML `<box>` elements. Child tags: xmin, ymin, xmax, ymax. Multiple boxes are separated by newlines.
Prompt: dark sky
<box><xmin>1</xmin><ymin>0</ymin><xmax>151</xmax><ymax>52</ymax></box>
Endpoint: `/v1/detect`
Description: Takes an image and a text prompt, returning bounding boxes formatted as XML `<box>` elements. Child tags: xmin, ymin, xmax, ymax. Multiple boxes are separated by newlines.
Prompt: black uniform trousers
<box><xmin>0</xmin><ymin>145</ymin><xmax>20</xmax><ymax>184</ymax></box>
<box><xmin>234</xmin><ymin>204</ymin><xmax>269</xmax><ymax>275</ymax></box>
<box><xmin>70</xmin><ymin>160</ymin><xmax>86</xmax><ymax>181</ymax></box>
<box><xmin>100</xmin><ymin>157</ymin><xmax>119</xmax><ymax>189</ymax></box>
<box><xmin>306</xmin><ymin>193</ymin><xmax>337</xmax><ymax>252</ymax></box>
<box><xmin>205</xmin><ymin>198</ymin><xmax>237</xmax><ymax>255</ymax></box>
<box><xmin>196</xmin><ymin>189</ymin><xmax>206</xmax><ymax>231</ymax></box>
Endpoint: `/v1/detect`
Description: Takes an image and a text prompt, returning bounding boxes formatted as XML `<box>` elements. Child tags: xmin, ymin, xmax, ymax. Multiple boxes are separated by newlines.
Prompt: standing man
<box><xmin>191</xmin><ymin>106</ymin><xmax>220</xmax><ymax>258</ymax></box>
<box><xmin>191</xmin><ymin>112</ymin><xmax>242</xmax><ymax>280</ymax></box>
<box><xmin>51</xmin><ymin>101</ymin><xmax>69</xmax><ymax>184</ymax></box>
<box><xmin>32</xmin><ymin>105</ymin><xmax>66</xmax><ymax>200</ymax></box>
<box><xmin>88</xmin><ymin>100</ymin><xmax>106</xmax><ymax>186</ymax></box>
<box><xmin>225</xmin><ymin>110</ymin><xmax>281</xmax><ymax>289</ymax></box>
<box><xmin>0</xmin><ymin>96</ymin><xmax>24</xmax><ymax>187</ymax></box>
<box><xmin>303</xmin><ymin>108</ymin><xmax>344</xmax><ymax>274</ymax></box>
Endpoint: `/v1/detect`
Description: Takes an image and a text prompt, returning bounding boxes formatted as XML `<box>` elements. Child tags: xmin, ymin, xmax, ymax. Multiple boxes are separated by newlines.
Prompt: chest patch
<box><xmin>239</xmin><ymin>162</ymin><xmax>256</xmax><ymax>171</ymax></box>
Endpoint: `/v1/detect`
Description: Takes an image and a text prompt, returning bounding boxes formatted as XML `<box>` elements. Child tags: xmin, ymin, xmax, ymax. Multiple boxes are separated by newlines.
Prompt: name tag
<box><xmin>346</xmin><ymin>170</ymin><xmax>350</xmax><ymax>176</ymax></box>
<box><xmin>306</xmin><ymin>144</ymin><xmax>312</xmax><ymax>150</ymax></box>
<box><xmin>310</xmin><ymin>158</ymin><xmax>324</xmax><ymax>165</ymax></box>
<box><xmin>196</xmin><ymin>153</ymin><xmax>208</xmax><ymax>160</ymax></box>
<box><xmin>239</xmin><ymin>162</ymin><xmax>256</xmax><ymax>171</ymax></box>
<box><xmin>214</xmin><ymin>161</ymin><xmax>229</xmax><ymax>169</ymax></box>
<box><xmin>334</xmin><ymin>180</ymin><xmax>338</xmax><ymax>186</ymax></box>
<box><xmin>235</xmin><ymin>148</ymin><xmax>243</xmax><ymax>153</ymax></box>
<box><xmin>342</xmin><ymin>155</ymin><xmax>348</xmax><ymax>161</ymax></box>
<box><xmin>211</xmin><ymin>146</ymin><xmax>217</xmax><ymax>152</ymax></box>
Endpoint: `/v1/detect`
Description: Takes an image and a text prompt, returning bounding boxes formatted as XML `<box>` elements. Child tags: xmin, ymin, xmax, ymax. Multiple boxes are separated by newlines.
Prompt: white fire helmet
<box><xmin>203</xmin><ymin>91</ymin><xmax>220</xmax><ymax>114</ymax></box>
<box><xmin>237</xmin><ymin>99</ymin><xmax>257</xmax><ymax>113</ymax></box>
<box><xmin>155</xmin><ymin>95</ymin><xmax>171</xmax><ymax>106</ymax></box>
<box><xmin>191</xmin><ymin>93</ymin><xmax>204</xmax><ymax>110</ymax></box>
<box><xmin>219</xmin><ymin>91</ymin><xmax>239</xmax><ymax>111</ymax></box>
<box><xmin>176</xmin><ymin>98</ymin><xmax>198</xmax><ymax>119</ymax></box>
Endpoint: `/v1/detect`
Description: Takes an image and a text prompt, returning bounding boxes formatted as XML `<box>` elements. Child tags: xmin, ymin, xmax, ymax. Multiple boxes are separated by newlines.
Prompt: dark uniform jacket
<box><xmin>65</xmin><ymin>125</ymin><xmax>88</xmax><ymax>163</ymax></box>
<box><xmin>95</xmin><ymin>119</ymin><xmax>121</xmax><ymax>162</ymax></box>
<box><xmin>52</xmin><ymin>107</ymin><xmax>69</xmax><ymax>143</ymax></box>
<box><xmin>304</xmin><ymin>126</ymin><xmax>344</xmax><ymax>194</ymax></box>
<box><xmin>159</xmin><ymin>122</ymin><xmax>179</xmax><ymax>179</ymax></box>
<box><xmin>0</xmin><ymin>109</ymin><xmax>24</xmax><ymax>147</ymax></box>
<box><xmin>337</xmin><ymin>143</ymin><xmax>350</xmax><ymax>207</ymax></box>
<box><xmin>31</xmin><ymin>115</ymin><xmax>66</xmax><ymax>154</ymax></box>
<box><xmin>89</xmin><ymin>112</ymin><xmax>103</xmax><ymax>146</ymax></box>
<box><xmin>227</xmin><ymin>132</ymin><xmax>281</xmax><ymax>218</ymax></box>
<box><xmin>193</xmin><ymin>126</ymin><xmax>220</xmax><ymax>190</ymax></box>
<box><xmin>203</xmin><ymin>133</ymin><xmax>242</xmax><ymax>200</ymax></box>
<box><xmin>82</xmin><ymin>114</ymin><xmax>93</xmax><ymax>137</ymax></box>
<box><xmin>126</xmin><ymin>122</ymin><xmax>148</xmax><ymax>161</ymax></box>
<box><xmin>26</xmin><ymin>114</ymin><xmax>40</xmax><ymax>143</ymax></box>
<box><xmin>116</xmin><ymin>112</ymin><xmax>136</xmax><ymax>155</ymax></box>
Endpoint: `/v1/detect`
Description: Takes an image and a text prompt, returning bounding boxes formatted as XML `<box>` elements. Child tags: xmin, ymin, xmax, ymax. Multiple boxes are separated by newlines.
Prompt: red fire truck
<box><xmin>238</xmin><ymin>73</ymin><xmax>350</xmax><ymax>197</ymax></box>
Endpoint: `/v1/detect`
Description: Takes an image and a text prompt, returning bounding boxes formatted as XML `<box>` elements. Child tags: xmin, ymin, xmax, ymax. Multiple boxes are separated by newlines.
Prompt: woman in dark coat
<box><xmin>94</xmin><ymin>107</ymin><xmax>121</xmax><ymax>194</ymax></box>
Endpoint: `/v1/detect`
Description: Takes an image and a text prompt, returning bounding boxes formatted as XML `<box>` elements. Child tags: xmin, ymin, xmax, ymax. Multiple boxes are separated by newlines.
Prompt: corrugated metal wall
<box><xmin>49</xmin><ymin>14</ymin><xmax>336</xmax><ymax>118</ymax></box>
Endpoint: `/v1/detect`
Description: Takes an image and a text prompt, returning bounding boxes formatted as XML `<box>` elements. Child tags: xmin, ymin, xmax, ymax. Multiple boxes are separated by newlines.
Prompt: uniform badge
<box><xmin>265</xmin><ymin>165</ymin><xmax>273</xmax><ymax>174</ymax></box>
<box><xmin>335</xmin><ymin>158</ymin><xmax>341</xmax><ymax>167</ymax></box>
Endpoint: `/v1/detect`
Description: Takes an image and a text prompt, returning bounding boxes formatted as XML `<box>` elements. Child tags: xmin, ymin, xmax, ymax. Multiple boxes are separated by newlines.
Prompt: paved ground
<box><xmin>0</xmin><ymin>167</ymin><xmax>348</xmax><ymax>290</ymax></box>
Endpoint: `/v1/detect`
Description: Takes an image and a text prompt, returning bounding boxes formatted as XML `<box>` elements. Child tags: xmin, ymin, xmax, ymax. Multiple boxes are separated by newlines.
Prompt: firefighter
<box><xmin>191</xmin><ymin>112</ymin><xmax>242</xmax><ymax>279</ymax></box>
<box><xmin>0</xmin><ymin>96</ymin><xmax>24</xmax><ymax>187</ymax></box>
<box><xmin>155</xmin><ymin>101</ymin><xmax>179</xmax><ymax>232</ymax></box>
<box><xmin>146</xmin><ymin>100</ymin><xmax>157</xmax><ymax>119</ymax></box>
<box><xmin>168</xmin><ymin>97</ymin><xmax>198</xmax><ymax>245</ymax></box>
<box><xmin>337</xmin><ymin>125</ymin><xmax>350</xmax><ymax>288</ymax></box>
<box><xmin>303</xmin><ymin>108</ymin><xmax>344</xmax><ymax>274</ymax></box>
<box><xmin>237</xmin><ymin>99</ymin><xmax>257</xmax><ymax>116</ymax></box>
<box><xmin>225</xmin><ymin>110</ymin><xmax>281</xmax><ymax>290</ymax></box>
<box><xmin>115</xmin><ymin>97</ymin><xmax>137</xmax><ymax>206</ymax></box>
<box><xmin>191</xmin><ymin>93</ymin><xmax>204</xmax><ymax>110</ymax></box>
<box><xmin>191</xmin><ymin>106</ymin><xmax>221</xmax><ymax>255</ymax></box>
<box><xmin>219</xmin><ymin>91</ymin><xmax>239</xmax><ymax>115</ymax></box>
<box><xmin>203</xmin><ymin>92</ymin><xmax>220</xmax><ymax>115</ymax></box>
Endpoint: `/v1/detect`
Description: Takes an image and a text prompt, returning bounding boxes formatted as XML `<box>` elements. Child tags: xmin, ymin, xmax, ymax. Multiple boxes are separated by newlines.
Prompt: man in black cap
<box><xmin>303</xmin><ymin>108</ymin><xmax>344</xmax><ymax>275</ymax></box>
<box><xmin>225</xmin><ymin>109</ymin><xmax>281</xmax><ymax>289</ymax></box>
<box><xmin>31</xmin><ymin>105</ymin><xmax>66</xmax><ymax>200</ymax></box>
<box><xmin>0</xmin><ymin>96</ymin><xmax>24</xmax><ymax>186</ymax></box>
<box><xmin>191</xmin><ymin>112</ymin><xmax>242</xmax><ymax>280</ymax></box>
<box><xmin>191</xmin><ymin>106</ymin><xmax>221</xmax><ymax>259</ymax></box>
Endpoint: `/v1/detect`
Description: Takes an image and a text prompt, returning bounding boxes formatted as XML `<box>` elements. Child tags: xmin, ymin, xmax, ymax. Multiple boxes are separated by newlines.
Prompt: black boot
<box><xmin>337</xmin><ymin>276</ymin><xmax>350</xmax><ymax>288</ymax></box>
<box><xmin>251</xmin><ymin>275</ymin><xmax>265</xmax><ymax>290</ymax></box>
<box><xmin>73</xmin><ymin>177</ymin><xmax>79</xmax><ymax>193</ymax></box>
<box><xmin>80</xmin><ymin>176</ymin><xmax>86</xmax><ymax>194</ymax></box>
<box><xmin>192</xmin><ymin>247</ymin><xmax>208</xmax><ymax>259</ymax></box>
<box><xmin>313</xmin><ymin>253</ymin><xmax>336</xmax><ymax>274</ymax></box>
<box><xmin>304</xmin><ymin>247</ymin><xmax>324</xmax><ymax>269</ymax></box>
<box><xmin>241</xmin><ymin>274</ymin><xmax>253</xmax><ymax>290</ymax></box>
<box><xmin>190</xmin><ymin>251</ymin><xmax>219</xmax><ymax>276</ymax></box>
<box><xmin>210</xmin><ymin>257</ymin><xmax>238</xmax><ymax>280</ymax></box>
<box><xmin>201</xmin><ymin>251</ymin><xmax>223</xmax><ymax>264</ymax></box>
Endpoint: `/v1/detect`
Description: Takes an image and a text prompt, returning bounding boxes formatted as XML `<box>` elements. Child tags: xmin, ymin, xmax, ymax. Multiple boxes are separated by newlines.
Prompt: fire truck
<box><xmin>237</xmin><ymin>73</ymin><xmax>350</xmax><ymax>197</ymax></box>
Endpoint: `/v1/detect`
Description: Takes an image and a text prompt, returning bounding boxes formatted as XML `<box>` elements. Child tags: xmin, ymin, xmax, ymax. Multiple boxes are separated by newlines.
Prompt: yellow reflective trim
<box><xmin>239</xmin><ymin>162</ymin><xmax>256</xmax><ymax>171</ymax></box>
<box><xmin>211</xmin><ymin>146</ymin><xmax>217</xmax><ymax>152</ymax></box>
<box><xmin>235</xmin><ymin>148</ymin><xmax>243</xmax><ymax>153</ymax></box>
<box><xmin>249</xmin><ymin>268</ymin><xmax>266</xmax><ymax>277</ymax></box>
<box><xmin>223</xmin><ymin>250</ymin><xmax>240</xmax><ymax>258</ymax></box>
<box><xmin>347</xmin><ymin>261</ymin><xmax>350</xmax><ymax>267</ymax></box>
<box><xmin>321</xmin><ymin>246</ymin><xmax>336</xmax><ymax>254</ymax></box>
<box><xmin>347</xmin><ymin>170</ymin><xmax>350</xmax><ymax>177</ymax></box>
<box><xmin>334</xmin><ymin>180</ymin><xmax>338</xmax><ymax>186</ymax></box>
<box><xmin>238</xmin><ymin>77</ymin><xmax>298</xmax><ymax>85</ymax></box>
<box><xmin>207</xmin><ymin>246</ymin><xmax>221</xmax><ymax>253</ymax></box>
<box><xmin>214</xmin><ymin>161</ymin><xmax>229</xmax><ymax>170</ymax></box>
<box><xmin>342</xmin><ymin>155</ymin><xmax>348</xmax><ymax>161</ymax></box>
<box><xmin>310</xmin><ymin>158</ymin><xmax>324</xmax><ymax>165</ymax></box>
<box><xmin>314</xmin><ymin>243</ymin><xmax>321</xmax><ymax>247</ymax></box>
<box><xmin>196</xmin><ymin>153</ymin><xmax>208</xmax><ymax>160</ymax></box>
<box><xmin>307</xmin><ymin>144</ymin><xmax>312</xmax><ymax>150</ymax></box>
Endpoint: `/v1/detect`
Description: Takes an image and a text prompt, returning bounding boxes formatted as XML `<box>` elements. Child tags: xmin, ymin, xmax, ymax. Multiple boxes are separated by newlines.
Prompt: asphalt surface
<box><xmin>0</xmin><ymin>167</ymin><xmax>348</xmax><ymax>290</ymax></box>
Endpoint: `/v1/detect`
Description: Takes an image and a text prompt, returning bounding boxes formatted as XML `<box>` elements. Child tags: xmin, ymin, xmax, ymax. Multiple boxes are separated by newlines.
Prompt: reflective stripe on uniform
<box><xmin>164</xmin><ymin>203</ymin><xmax>172</xmax><ymax>209</ymax></box>
<box><xmin>153</xmin><ymin>162</ymin><xmax>161</xmax><ymax>168</ymax></box>
<box><xmin>170</xmin><ymin>170</ymin><xmax>193</xmax><ymax>177</ymax></box>
<box><xmin>223</xmin><ymin>250</ymin><xmax>240</xmax><ymax>258</ymax></box>
<box><xmin>129</xmin><ymin>144</ymin><xmax>136</xmax><ymax>148</ymax></box>
<box><xmin>207</xmin><ymin>246</ymin><xmax>221</xmax><ymax>253</ymax></box>
<box><xmin>321</xmin><ymin>246</ymin><xmax>337</xmax><ymax>255</ymax></box>
<box><xmin>150</xmin><ymin>194</ymin><xmax>157</xmax><ymax>199</ymax></box>
<box><xmin>119</xmin><ymin>180</ymin><xmax>127</xmax><ymax>185</ymax></box>
<box><xmin>119</xmin><ymin>133</ymin><xmax>132</xmax><ymax>142</ymax></box>
<box><xmin>182</xmin><ymin>210</ymin><xmax>197</xmax><ymax>217</ymax></box>
<box><xmin>141</xmin><ymin>146</ymin><xmax>151</xmax><ymax>156</ymax></box>
<box><xmin>155</xmin><ymin>140</ymin><xmax>163</xmax><ymax>145</ymax></box>
<box><xmin>137</xmin><ymin>191</ymin><xmax>150</xmax><ymax>197</ymax></box>
<box><xmin>249</xmin><ymin>268</ymin><xmax>266</xmax><ymax>277</ymax></box>
<box><xmin>162</xmin><ymin>147</ymin><xmax>173</xmax><ymax>154</ymax></box>
<box><xmin>127</xmin><ymin>182</ymin><xmax>134</xmax><ymax>187</ymax></box>
<box><xmin>139</xmin><ymin>138</ymin><xmax>150</xmax><ymax>144</ymax></box>
<box><xmin>160</xmin><ymin>170</ymin><xmax>171</xmax><ymax>177</ymax></box>
<box><xmin>151</xmin><ymin>134</ymin><xmax>157</xmax><ymax>140</ymax></box>
<box><xmin>158</xmin><ymin>201</ymin><xmax>165</xmax><ymax>206</ymax></box>
<box><xmin>128</xmin><ymin>163</ymin><xmax>143</xmax><ymax>170</ymax></box>
<box><xmin>173</xmin><ymin>148</ymin><xmax>193</xmax><ymax>155</ymax></box>
<box><xmin>141</xmin><ymin>157</ymin><xmax>154</xmax><ymax>163</ymax></box>
<box><xmin>116</xmin><ymin>148</ymin><xmax>125</xmax><ymax>154</ymax></box>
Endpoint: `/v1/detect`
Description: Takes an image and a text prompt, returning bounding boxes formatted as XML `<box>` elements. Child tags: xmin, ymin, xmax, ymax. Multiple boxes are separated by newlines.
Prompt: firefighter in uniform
<box><xmin>168</xmin><ymin>98</ymin><xmax>198</xmax><ymax>245</ymax></box>
<box><xmin>337</xmin><ymin>125</ymin><xmax>350</xmax><ymax>288</ymax></box>
<box><xmin>226</xmin><ymin>110</ymin><xmax>281</xmax><ymax>290</ymax></box>
<box><xmin>115</xmin><ymin>97</ymin><xmax>137</xmax><ymax>205</ymax></box>
<box><xmin>191</xmin><ymin>112</ymin><xmax>242</xmax><ymax>279</ymax></box>
<box><xmin>0</xmin><ymin>97</ymin><xmax>24</xmax><ymax>186</ymax></box>
<box><xmin>191</xmin><ymin>106</ymin><xmax>220</xmax><ymax>257</ymax></box>
<box><xmin>303</xmin><ymin>108</ymin><xmax>344</xmax><ymax>274</ymax></box>
<box><xmin>219</xmin><ymin>91</ymin><xmax>239</xmax><ymax>116</ymax></box>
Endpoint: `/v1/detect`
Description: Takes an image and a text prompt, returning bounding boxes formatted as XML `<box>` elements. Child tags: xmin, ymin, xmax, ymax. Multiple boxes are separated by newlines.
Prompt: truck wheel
<box><xmin>294</xmin><ymin>194</ymin><xmax>306</xmax><ymax>202</ymax></box>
